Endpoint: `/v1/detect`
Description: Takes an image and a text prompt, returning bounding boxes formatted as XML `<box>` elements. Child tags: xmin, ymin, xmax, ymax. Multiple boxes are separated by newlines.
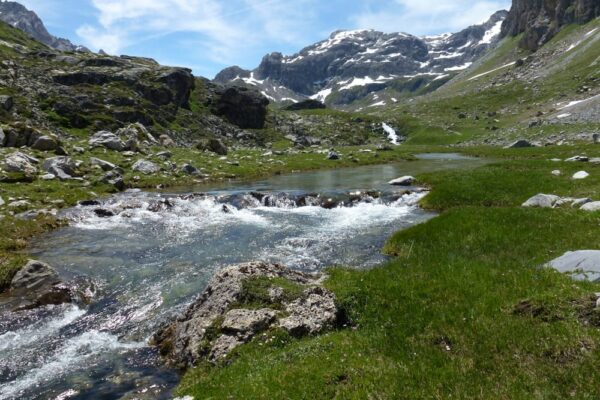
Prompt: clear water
<box><xmin>0</xmin><ymin>155</ymin><xmax>486</xmax><ymax>400</ymax></box>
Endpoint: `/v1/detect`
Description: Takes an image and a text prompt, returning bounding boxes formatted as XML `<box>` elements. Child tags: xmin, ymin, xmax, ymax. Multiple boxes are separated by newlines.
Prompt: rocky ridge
<box><xmin>501</xmin><ymin>0</ymin><xmax>600</xmax><ymax>50</ymax></box>
<box><xmin>214</xmin><ymin>11</ymin><xmax>508</xmax><ymax>108</ymax></box>
<box><xmin>0</xmin><ymin>1</ymin><xmax>88</xmax><ymax>52</ymax></box>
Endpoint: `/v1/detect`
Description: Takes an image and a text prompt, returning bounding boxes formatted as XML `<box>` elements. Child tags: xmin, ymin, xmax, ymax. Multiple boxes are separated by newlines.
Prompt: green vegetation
<box><xmin>178</xmin><ymin>144</ymin><xmax>600</xmax><ymax>399</ymax></box>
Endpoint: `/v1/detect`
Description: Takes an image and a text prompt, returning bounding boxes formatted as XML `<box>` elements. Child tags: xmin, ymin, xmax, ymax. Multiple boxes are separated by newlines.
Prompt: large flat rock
<box><xmin>546</xmin><ymin>250</ymin><xmax>600</xmax><ymax>282</ymax></box>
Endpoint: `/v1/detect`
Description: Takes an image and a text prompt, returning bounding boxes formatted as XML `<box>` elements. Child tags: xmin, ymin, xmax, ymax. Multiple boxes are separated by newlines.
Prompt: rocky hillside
<box><xmin>0</xmin><ymin>1</ymin><xmax>88</xmax><ymax>52</ymax></box>
<box><xmin>501</xmin><ymin>0</ymin><xmax>600</xmax><ymax>50</ymax></box>
<box><xmin>214</xmin><ymin>11</ymin><xmax>508</xmax><ymax>108</ymax></box>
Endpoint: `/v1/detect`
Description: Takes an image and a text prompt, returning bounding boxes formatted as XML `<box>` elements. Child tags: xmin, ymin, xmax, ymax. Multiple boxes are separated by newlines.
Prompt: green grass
<box><xmin>178</xmin><ymin>146</ymin><xmax>600</xmax><ymax>399</ymax></box>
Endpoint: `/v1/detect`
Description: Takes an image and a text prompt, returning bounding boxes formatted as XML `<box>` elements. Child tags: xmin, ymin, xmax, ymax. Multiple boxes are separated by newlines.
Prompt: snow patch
<box><xmin>478</xmin><ymin>20</ymin><xmax>503</xmax><ymax>45</ymax></box>
<box><xmin>310</xmin><ymin>88</ymin><xmax>332</xmax><ymax>102</ymax></box>
<box><xmin>445</xmin><ymin>62</ymin><xmax>473</xmax><ymax>72</ymax></box>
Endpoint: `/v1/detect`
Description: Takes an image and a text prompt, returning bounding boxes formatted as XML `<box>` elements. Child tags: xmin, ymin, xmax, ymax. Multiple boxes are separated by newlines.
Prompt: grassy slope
<box><xmin>379</xmin><ymin>19</ymin><xmax>600</xmax><ymax>146</ymax></box>
<box><xmin>178</xmin><ymin>144</ymin><xmax>600</xmax><ymax>399</ymax></box>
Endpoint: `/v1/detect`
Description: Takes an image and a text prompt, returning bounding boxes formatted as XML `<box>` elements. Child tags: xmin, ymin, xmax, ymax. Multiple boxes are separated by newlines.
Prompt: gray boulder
<box><xmin>181</xmin><ymin>163</ymin><xmax>199</xmax><ymax>175</ymax></box>
<box><xmin>90</xmin><ymin>157</ymin><xmax>117</xmax><ymax>171</ymax></box>
<box><xmin>132</xmin><ymin>159</ymin><xmax>160</xmax><ymax>175</ymax></box>
<box><xmin>572</xmin><ymin>198</ymin><xmax>593</xmax><ymax>208</ymax></box>
<box><xmin>31</xmin><ymin>135</ymin><xmax>59</xmax><ymax>151</ymax></box>
<box><xmin>42</xmin><ymin>157</ymin><xmax>77</xmax><ymax>180</ymax></box>
<box><xmin>89</xmin><ymin>131</ymin><xmax>126</xmax><ymax>151</ymax></box>
<box><xmin>0</xmin><ymin>127</ymin><xmax>5</xmax><ymax>146</ymax></box>
<box><xmin>0</xmin><ymin>95</ymin><xmax>13</xmax><ymax>111</ymax></box>
<box><xmin>153</xmin><ymin>262</ymin><xmax>336</xmax><ymax>368</ymax></box>
<box><xmin>327</xmin><ymin>151</ymin><xmax>340</xmax><ymax>160</ymax></box>
<box><xmin>197</xmin><ymin>138</ymin><xmax>228</xmax><ymax>156</ymax></box>
<box><xmin>0</xmin><ymin>196</ymin><xmax>4</xmax><ymax>207</ymax></box>
<box><xmin>2</xmin><ymin>152</ymin><xmax>39</xmax><ymax>174</ymax></box>
<box><xmin>11</xmin><ymin>260</ymin><xmax>59</xmax><ymax>291</ymax></box>
<box><xmin>546</xmin><ymin>251</ymin><xmax>600</xmax><ymax>282</ymax></box>
<box><xmin>522</xmin><ymin>194</ymin><xmax>561</xmax><ymax>208</ymax></box>
<box><xmin>581</xmin><ymin>202</ymin><xmax>600</xmax><ymax>212</ymax></box>
<box><xmin>565</xmin><ymin>155</ymin><xmax>589</xmax><ymax>162</ymax></box>
<box><xmin>389</xmin><ymin>176</ymin><xmax>416</xmax><ymax>186</ymax></box>
<box><xmin>505</xmin><ymin>139</ymin><xmax>535</xmax><ymax>148</ymax></box>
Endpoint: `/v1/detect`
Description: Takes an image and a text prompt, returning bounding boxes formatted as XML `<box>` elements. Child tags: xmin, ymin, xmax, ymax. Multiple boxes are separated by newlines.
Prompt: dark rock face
<box><xmin>214</xmin><ymin>11</ymin><xmax>508</xmax><ymax>106</ymax></box>
<box><xmin>285</xmin><ymin>99</ymin><xmax>326</xmax><ymax>111</ymax></box>
<box><xmin>211</xmin><ymin>86</ymin><xmax>269</xmax><ymax>129</ymax></box>
<box><xmin>501</xmin><ymin>0</ymin><xmax>600</xmax><ymax>50</ymax></box>
<box><xmin>0</xmin><ymin>1</ymin><xmax>88</xmax><ymax>52</ymax></box>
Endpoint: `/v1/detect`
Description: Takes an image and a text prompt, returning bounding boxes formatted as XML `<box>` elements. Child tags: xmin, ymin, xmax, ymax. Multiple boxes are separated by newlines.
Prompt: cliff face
<box><xmin>501</xmin><ymin>0</ymin><xmax>600</xmax><ymax>50</ymax></box>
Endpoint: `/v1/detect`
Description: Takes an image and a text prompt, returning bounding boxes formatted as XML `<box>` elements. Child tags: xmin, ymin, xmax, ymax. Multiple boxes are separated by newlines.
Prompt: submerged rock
<box><xmin>153</xmin><ymin>262</ymin><xmax>337</xmax><ymax>368</ymax></box>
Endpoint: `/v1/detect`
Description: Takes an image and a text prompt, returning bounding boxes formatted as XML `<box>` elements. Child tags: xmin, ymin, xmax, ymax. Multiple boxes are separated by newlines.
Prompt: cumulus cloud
<box><xmin>351</xmin><ymin>0</ymin><xmax>511</xmax><ymax>35</ymax></box>
<box><xmin>77</xmin><ymin>0</ymin><xmax>316</xmax><ymax>63</ymax></box>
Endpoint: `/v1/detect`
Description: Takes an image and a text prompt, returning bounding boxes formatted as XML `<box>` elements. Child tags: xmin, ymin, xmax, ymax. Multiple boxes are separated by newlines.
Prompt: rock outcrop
<box><xmin>153</xmin><ymin>262</ymin><xmax>338</xmax><ymax>368</ymax></box>
<box><xmin>211</xmin><ymin>86</ymin><xmax>269</xmax><ymax>129</ymax></box>
<box><xmin>501</xmin><ymin>0</ymin><xmax>600</xmax><ymax>50</ymax></box>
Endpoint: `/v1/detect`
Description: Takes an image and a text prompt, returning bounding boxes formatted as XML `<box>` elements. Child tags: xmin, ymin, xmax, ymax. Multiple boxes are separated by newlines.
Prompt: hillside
<box><xmin>376</xmin><ymin>15</ymin><xmax>600</xmax><ymax>146</ymax></box>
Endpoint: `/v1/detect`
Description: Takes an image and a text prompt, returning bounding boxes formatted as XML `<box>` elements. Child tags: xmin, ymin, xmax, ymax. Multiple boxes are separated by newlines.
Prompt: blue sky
<box><xmin>18</xmin><ymin>0</ymin><xmax>511</xmax><ymax>78</ymax></box>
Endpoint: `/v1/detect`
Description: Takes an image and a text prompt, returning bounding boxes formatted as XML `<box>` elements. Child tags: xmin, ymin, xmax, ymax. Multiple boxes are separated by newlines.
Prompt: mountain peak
<box><xmin>0</xmin><ymin>1</ymin><xmax>88</xmax><ymax>52</ymax></box>
<box><xmin>214</xmin><ymin>10</ymin><xmax>509</xmax><ymax>109</ymax></box>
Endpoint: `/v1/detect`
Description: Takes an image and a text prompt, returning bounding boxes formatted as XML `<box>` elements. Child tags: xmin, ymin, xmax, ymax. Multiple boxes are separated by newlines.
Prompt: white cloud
<box><xmin>77</xmin><ymin>0</ymin><xmax>317</xmax><ymax>64</ymax></box>
<box><xmin>351</xmin><ymin>0</ymin><xmax>510</xmax><ymax>35</ymax></box>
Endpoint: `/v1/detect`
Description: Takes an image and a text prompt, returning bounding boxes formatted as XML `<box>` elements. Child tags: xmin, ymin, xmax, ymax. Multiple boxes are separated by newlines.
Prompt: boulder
<box><xmin>89</xmin><ymin>131</ymin><xmax>126</xmax><ymax>151</ymax></box>
<box><xmin>159</xmin><ymin>134</ymin><xmax>175</xmax><ymax>147</ymax></box>
<box><xmin>581</xmin><ymin>202</ymin><xmax>600</xmax><ymax>212</ymax></box>
<box><xmin>0</xmin><ymin>95</ymin><xmax>13</xmax><ymax>111</ymax></box>
<box><xmin>181</xmin><ymin>164</ymin><xmax>199</xmax><ymax>175</ymax></box>
<box><xmin>522</xmin><ymin>194</ymin><xmax>561</xmax><ymax>208</ymax></box>
<box><xmin>551</xmin><ymin>170</ymin><xmax>561</xmax><ymax>176</ymax></box>
<box><xmin>42</xmin><ymin>157</ymin><xmax>77</xmax><ymax>180</ymax></box>
<box><xmin>132</xmin><ymin>159</ymin><xmax>160</xmax><ymax>175</ymax></box>
<box><xmin>0</xmin><ymin>127</ymin><xmax>5</xmax><ymax>146</ymax></box>
<box><xmin>90</xmin><ymin>157</ymin><xmax>117</xmax><ymax>171</ymax></box>
<box><xmin>573</xmin><ymin>171</ymin><xmax>590</xmax><ymax>180</ymax></box>
<box><xmin>153</xmin><ymin>262</ymin><xmax>337</xmax><ymax>368</ymax></box>
<box><xmin>211</xmin><ymin>86</ymin><xmax>269</xmax><ymax>129</ymax></box>
<box><xmin>156</xmin><ymin>68</ymin><xmax>195</xmax><ymax>108</ymax></box>
<box><xmin>11</xmin><ymin>260</ymin><xmax>59</xmax><ymax>291</ymax></box>
<box><xmin>505</xmin><ymin>139</ymin><xmax>535</xmax><ymax>148</ymax></box>
<box><xmin>572</xmin><ymin>198</ymin><xmax>593</xmax><ymax>208</ymax></box>
<box><xmin>565</xmin><ymin>155</ymin><xmax>589</xmax><ymax>162</ymax></box>
<box><xmin>197</xmin><ymin>138</ymin><xmax>228</xmax><ymax>156</ymax></box>
<box><xmin>2</xmin><ymin>152</ymin><xmax>39</xmax><ymax>174</ymax></box>
<box><xmin>31</xmin><ymin>135</ymin><xmax>59</xmax><ymax>151</ymax></box>
<box><xmin>327</xmin><ymin>151</ymin><xmax>340</xmax><ymax>160</ymax></box>
<box><xmin>0</xmin><ymin>196</ymin><xmax>4</xmax><ymax>207</ymax></box>
<box><xmin>116</xmin><ymin>123</ymin><xmax>158</xmax><ymax>144</ymax></box>
<box><xmin>389</xmin><ymin>176</ymin><xmax>416</xmax><ymax>186</ymax></box>
<box><xmin>546</xmin><ymin>251</ymin><xmax>600</xmax><ymax>282</ymax></box>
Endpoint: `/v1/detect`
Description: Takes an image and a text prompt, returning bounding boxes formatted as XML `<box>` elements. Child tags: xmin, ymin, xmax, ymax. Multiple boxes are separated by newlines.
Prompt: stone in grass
<box><xmin>565</xmin><ymin>155</ymin><xmax>589</xmax><ymax>162</ymax></box>
<box><xmin>573</xmin><ymin>171</ymin><xmax>590</xmax><ymax>180</ymax></box>
<box><xmin>551</xmin><ymin>170</ymin><xmax>561</xmax><ymax>176</ymax></box>
<box><xmin>580</xmin><ymin>202</ymin><xmax>600</xmax><ymax>212</ymax></box>
<box><xmin>522</xmin><ymin>194</ymin><xmax>561</xmax><ymax>208</ymax></box>
<box><xmin>505</xmin><ymin>139</ymin><xmax>535</xmax><ymax>149</ymax></box>
<box><xmin>90</xmin><ymin>157</ymin><xmax>117</xmax><ymax>171</ymax></box>
<box><xmin>132</xmin><ymin>159</ymin><xmax>160</xmax><ymax>175</ymax></box>
<box><xmin>572</xmin><ymin>198</ymin><xmax>593</xmax><ymax>208</ymax></box>
<box><xmin>389</xmin><ymin>176</ymin><xmax>415</xmax><ymax>186</ymax></box>
<box><xmin>327</xmin><ymin>151</ymin><xmax>340</xmax><ymax>160</ymax></box>
<box><xmin>546</xmin><ymin>251</ymin><xmax>600</xmax><ymax>282</ymax></box>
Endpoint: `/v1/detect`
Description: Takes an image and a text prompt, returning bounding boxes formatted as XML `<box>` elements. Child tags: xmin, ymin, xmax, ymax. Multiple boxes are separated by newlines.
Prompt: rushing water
<box><xmin>0</xmin><ymin>154</ymin><xmax>486</xmax><ymax>400</ymax></box>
